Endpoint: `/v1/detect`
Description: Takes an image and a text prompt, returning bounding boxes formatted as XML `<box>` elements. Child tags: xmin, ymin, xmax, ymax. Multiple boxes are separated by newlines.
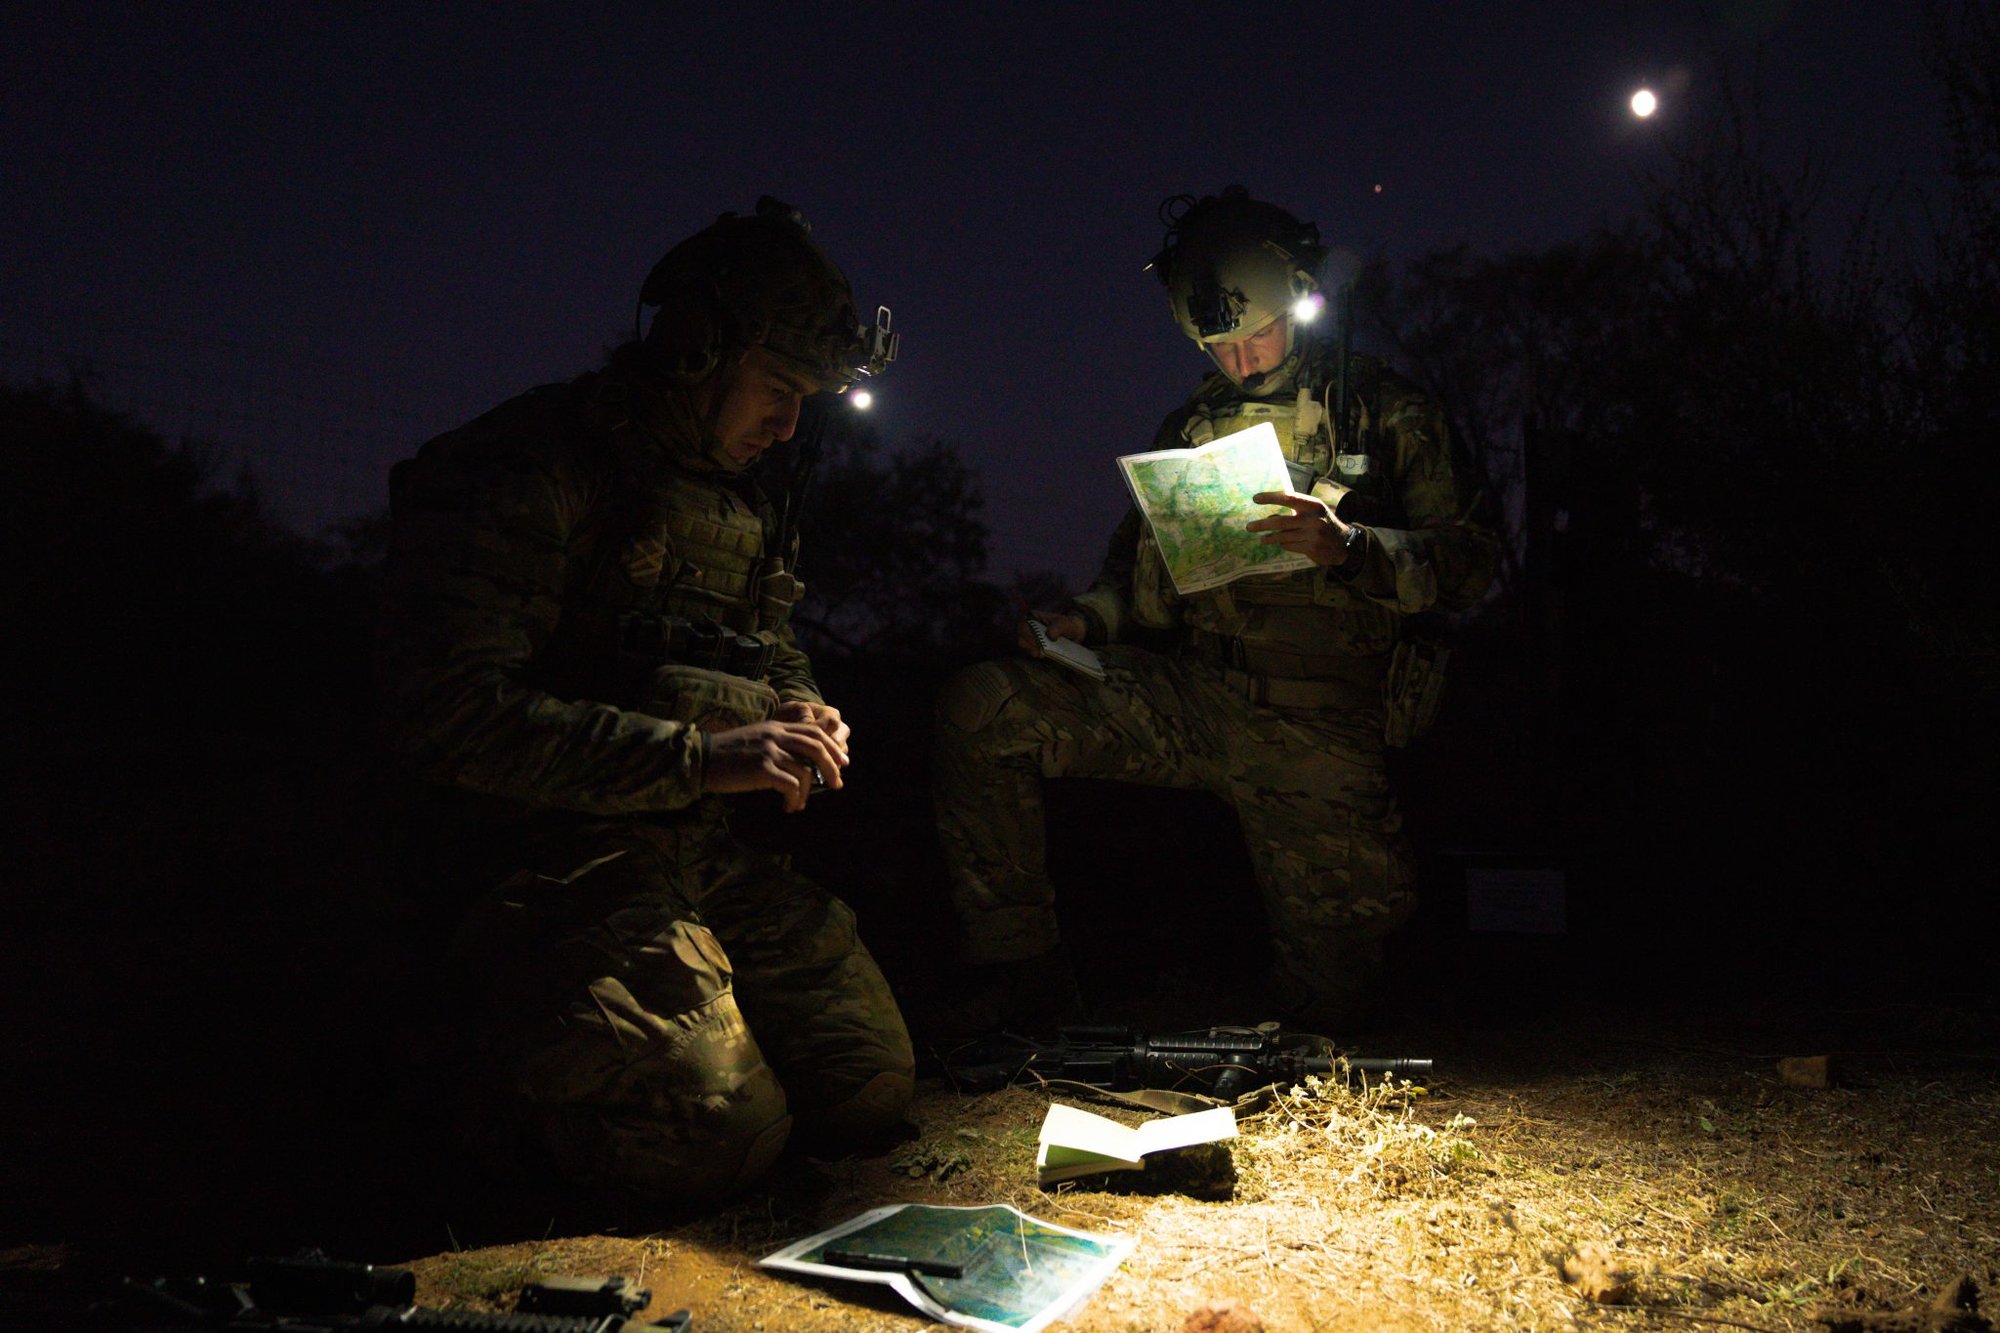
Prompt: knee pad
<box><xmin>937</xmin><ymin>660</ymin><xmax>1020</xmax><ymax>735</ymax></box>
<box><xmin>792</xmin><ymin>1069</ymin><xmax>915</xmax><ymax>1155</ymax></box>
<box><xmin>512</xmin><ymin>958</ymin><xmax>794</xmax><ymax>1204</ymax></box>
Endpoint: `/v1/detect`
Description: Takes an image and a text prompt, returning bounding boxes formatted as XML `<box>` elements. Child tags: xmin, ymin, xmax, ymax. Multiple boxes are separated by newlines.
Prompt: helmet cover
<box><xmin>639</xmin><ymin>197</ymin><xmax>895</xmax><ymax>390</ymax></box>
<box><xmin>1151</xmin><ymin>187</ymin><xmax>1328</xmax><ymax>347</ymax></box>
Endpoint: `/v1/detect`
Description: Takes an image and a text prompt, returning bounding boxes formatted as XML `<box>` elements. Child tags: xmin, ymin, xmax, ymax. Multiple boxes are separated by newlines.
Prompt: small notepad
<box><xmin>1035</xmin><ymin>1102</ymin><xmax>1236</xmax><ymax>1184</ymax></box>
<box><xmin>1028</xmin><ymin>619</ymin><xmax>1107</xmax><ymax>681</ymax></box>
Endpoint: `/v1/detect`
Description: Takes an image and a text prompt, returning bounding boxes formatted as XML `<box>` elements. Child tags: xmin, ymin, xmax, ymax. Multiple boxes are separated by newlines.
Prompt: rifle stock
<box><xmin>121</xmin><ymin>1252</ymin><xmax>691</xmax><ymax>1332</ymax></box>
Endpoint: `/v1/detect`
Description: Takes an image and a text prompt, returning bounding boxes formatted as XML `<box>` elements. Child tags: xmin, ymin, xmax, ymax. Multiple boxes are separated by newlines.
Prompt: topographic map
<box><xmin>763</xmin><ymin>1201</ymin><xmax>1132</xmax><ymax>1332</ymax></box>
<box><xmin>1117</xmin><ymin>421</ymin><xmax>1313</xmax><ymax>594</ymax></box>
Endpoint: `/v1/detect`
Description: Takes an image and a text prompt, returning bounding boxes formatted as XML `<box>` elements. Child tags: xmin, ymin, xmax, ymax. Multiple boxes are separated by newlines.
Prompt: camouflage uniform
<box><xmin>377</xmin><ymin>349</ymin><xmax>912</xmax><ymax>1205</ymax></box>
<box><xmin>935</xmin><ymin>340</ymin><xmax>1496</xmax><ymax>1024</ymax></box>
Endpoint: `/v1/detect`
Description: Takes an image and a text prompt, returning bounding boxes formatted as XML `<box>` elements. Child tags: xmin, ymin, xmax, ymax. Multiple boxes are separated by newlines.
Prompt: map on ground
<box><xmin>1117</xmin><ymin>421</ymin><xmax>1313</xmax><ymax>594</ymax></box>
<box><xmin>762</xmin><ymin>1202</ymin><xmax>1135</xmax><ymax>1332</ymax></box>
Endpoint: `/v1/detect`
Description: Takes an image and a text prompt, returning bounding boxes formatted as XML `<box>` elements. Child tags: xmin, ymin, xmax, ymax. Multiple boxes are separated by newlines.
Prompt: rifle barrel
<box><xmin>1341</xmin><ymin>1057</ymin><xmax>1432</xmax><ymax>1079</ymax></box>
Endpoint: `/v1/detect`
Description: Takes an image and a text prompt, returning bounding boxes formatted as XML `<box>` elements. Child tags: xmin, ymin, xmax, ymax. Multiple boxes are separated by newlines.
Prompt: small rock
<box><xmin>1182</xmin><ymin>1296</ymin><xmax>1264</xmax><ymax>1332</ymax></box>
<box><xmin>1812</xmin><ymin>1272</ymin><xmax>1992</xmax><ymax>1332</ymax></box>
<box><xmin>1560</xmin><ymin>1242</ymin><xmax>1636</xmax><ymax>1304</ymax></box>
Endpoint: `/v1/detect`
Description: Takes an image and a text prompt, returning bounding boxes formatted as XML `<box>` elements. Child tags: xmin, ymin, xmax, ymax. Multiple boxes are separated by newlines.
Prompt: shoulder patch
<box><xmin>621</xmin><ymin>532</ymin><xmax>668</xmax><ymax>588</ymax></box>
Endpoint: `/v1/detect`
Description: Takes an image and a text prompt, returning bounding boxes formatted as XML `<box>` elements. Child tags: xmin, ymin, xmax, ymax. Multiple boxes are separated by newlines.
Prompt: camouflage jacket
<box><xmin>375</xmin><ymin>365</ymin><xmax>821</xmax><ymax>819</ymax></box>
<box><xmin>1072</xmin><ymin>345</ymin><xmax>1496</xmax><ymax>666</ymax></box>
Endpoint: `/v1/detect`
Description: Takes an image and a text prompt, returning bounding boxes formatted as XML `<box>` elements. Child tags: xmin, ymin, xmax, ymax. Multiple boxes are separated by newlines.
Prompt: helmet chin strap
<box><xmin>693</xmin><ymin>347</ymin><xmax>755</xmax><ymax>473</ymax></box>
<box><xmin>1216</xmin><ymin>313</ymin><xmax>1313</xmax><ymax>398</ymax></box>
<box><xmin>616</xmin><ymin>343</ymin><xmax>753</xmax><ymax>476</ymax></box>
<box><xmin>1236</xmin><ymin>363</ymin><xmax>1289</xmax><ymax>397</ymax></box>
<box><xmin>1236</xmin><ymin>340</ymin><xmax>1309</xmax><ymax>399</ymax></box>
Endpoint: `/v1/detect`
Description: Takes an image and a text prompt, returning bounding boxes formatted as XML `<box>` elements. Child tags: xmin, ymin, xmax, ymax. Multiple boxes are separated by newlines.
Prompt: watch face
<box><xmin>1342</xmin><ymin>524</ymin><xmax>1366</xmax><ymax>566</ymax></box>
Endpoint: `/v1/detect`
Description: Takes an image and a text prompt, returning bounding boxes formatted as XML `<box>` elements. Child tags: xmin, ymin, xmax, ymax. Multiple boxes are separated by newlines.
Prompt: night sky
<box><xmin>3</xmin><ymin>1</ymin><xmax>1948</xmax><ymax>583</ymax></box>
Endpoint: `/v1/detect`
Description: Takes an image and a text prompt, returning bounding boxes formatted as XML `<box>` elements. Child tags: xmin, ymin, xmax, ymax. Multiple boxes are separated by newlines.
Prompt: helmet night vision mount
<box><xmin>637</xmin><ymin>196</ymin><xmax>897</xmax><ymax>403</ymax></box>
<box><xmin>1148</xmin><ymin>186</ymin><xmax>1330</xmax><ymax>347</ymax></box>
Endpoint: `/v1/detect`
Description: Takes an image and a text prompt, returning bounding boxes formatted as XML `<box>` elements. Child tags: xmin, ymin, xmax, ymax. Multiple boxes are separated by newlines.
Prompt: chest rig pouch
<box><xmin>1164</xmin><ymin>360</ymin><xmax>1449</xmax><ymax>744</ymax></box>
<box><xmin>632</xmin><ymin>474</ymin><xmax>796</xmax><ymax>728</ymax></box>
<box><xmin>569</xmin><ymin>425</ymin><xmax>807</xmax><ymax>729</ymax></box>
<box><xmin>1174</xmin><ymin>380</ymin><xmax>1360</xmax><ymax>627</ymax></box>
<box><xmin>1382</xmin><ymin>619</ymin><xmax>1451</xmax><ymax>748</ymax></box>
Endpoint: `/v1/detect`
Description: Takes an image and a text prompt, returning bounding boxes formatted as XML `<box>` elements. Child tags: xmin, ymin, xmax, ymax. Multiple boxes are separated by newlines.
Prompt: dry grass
<box><xmin>396</xmin><ymin>1037</ymin><xmax>2000</xmax><ymax>1333</ymax></box>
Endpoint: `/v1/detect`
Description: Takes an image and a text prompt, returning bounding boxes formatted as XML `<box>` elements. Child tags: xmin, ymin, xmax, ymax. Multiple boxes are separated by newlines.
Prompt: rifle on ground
<box><xmin>941</xmin><ymin>1022</ymin><xmax>1431</xmax><ymax>1104</ymax></box>
<box><xmin>118</xmin><ymin>1250</ymin><xmax>691</xmax><ymax>1331</ymax></box>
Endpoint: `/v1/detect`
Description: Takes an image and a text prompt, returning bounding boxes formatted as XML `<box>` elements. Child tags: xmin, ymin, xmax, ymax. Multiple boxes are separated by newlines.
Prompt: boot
<box><xmin>908</xmin><ymin>947</ymin><xmax>1081</xmax><ymax>1039</ymax></box>
<box><xmin>1271</xmin><ymin>945</ymin><xmax>1391</xmax><ymax>1040</ymax></box>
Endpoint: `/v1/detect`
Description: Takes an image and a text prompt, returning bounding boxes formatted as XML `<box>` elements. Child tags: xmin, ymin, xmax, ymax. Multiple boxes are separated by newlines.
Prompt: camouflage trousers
<box><xmin>434</xmin><ymin>801</ymin><xmax>913</xmax><ymax>1206</ymax></box>
<box><xmin>933</xmin><ymin>646</ymin><xmax>1415</xmax><ymax>1025</ymax></box>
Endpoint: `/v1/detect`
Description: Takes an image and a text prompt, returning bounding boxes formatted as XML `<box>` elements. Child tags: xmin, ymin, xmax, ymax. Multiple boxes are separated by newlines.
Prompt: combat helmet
<box><xmin>637</xmin><ymin>197</ymin><xmax>896</xmax><ymax>393</ymax></box>
<box><xmin>1148</xmin><ymin>187</ymin><xmax>1328</xmax><ymax>391</ymax></box>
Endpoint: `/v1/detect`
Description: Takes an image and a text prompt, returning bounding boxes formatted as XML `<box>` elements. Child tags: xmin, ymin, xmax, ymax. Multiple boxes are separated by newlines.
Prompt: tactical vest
<box><xmin>530</xmin><ymin>380</ymin><xmax>804</xmax><ymax>725</ymax></box>
<box><xmin>1137</xmin><ymin>350</ymin><xmax>1405</xmax><ymax>667</ymax></box>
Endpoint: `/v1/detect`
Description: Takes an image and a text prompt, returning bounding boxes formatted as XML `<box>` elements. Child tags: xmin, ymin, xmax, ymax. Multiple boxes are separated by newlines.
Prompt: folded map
<box><xmin>1116</xmin><ymin>421</ymin><xmax>1313</xmax><ymax>594</ymax></box>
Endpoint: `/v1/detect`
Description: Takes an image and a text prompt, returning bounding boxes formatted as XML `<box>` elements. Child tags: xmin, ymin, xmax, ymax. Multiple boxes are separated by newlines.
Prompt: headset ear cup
<box><xmin>643</xmin><ymin>276</ymin><xmax>725</xmax><ymax>384</ymax></box>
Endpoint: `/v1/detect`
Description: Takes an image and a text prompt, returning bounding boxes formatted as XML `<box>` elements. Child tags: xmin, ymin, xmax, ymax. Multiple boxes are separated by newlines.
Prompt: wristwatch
<box><xmin>1336</xmin><ymin>522</ymin><xmax>1368</xmax><ymax>571</ymax></box>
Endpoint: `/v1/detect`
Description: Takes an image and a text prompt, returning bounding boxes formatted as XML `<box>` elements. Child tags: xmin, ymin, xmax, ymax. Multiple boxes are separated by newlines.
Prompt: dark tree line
<box><xmin>787</xmin><ymin>416</ymin><xmax>1007</xmax><ymax>663</ymax></box>
<box><xmin>2</xmin><ymin>382</ymin><xmax>375</xmax><ymax>925</ymax></box>
<box><xmin>1354</xmin><ymin>3</ymin><xmax>1999</xmax><ymax>968</ymax></box>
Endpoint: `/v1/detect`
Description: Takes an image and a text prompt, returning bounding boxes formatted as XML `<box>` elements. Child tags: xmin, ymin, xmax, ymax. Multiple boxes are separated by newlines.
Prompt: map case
<box><xmin>1117</xmin><ymin>421</ymin><xmax>1313</xmax><ymax>594</ymax></box>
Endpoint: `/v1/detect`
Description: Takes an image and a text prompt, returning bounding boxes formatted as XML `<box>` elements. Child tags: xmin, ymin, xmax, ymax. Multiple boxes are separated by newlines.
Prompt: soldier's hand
<box><xmin>1017</xmin><ymin>609</ymin><xmax>1088</xmax><ymax>656</ymax></box>
<box><xmin>774</xmin><ymin>699</ymin><xmax>851</xmax><ymax>753</ymax></box>
<box><xmin>702</xmin><ymin>718</ymin><xmax>848</xmax><ymax>813</ymax></box>
<box><xmin>1248</xmin><ymin>490</ymin><xmax>1350</xmax><ymax>566</ymax></box>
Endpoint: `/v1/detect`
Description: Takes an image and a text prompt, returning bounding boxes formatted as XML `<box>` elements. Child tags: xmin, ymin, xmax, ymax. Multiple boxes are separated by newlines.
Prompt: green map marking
<box><xmin>1118</xmin><ymin>421</ymin><xmax>1313</xmax><ymax>594</ymax></box>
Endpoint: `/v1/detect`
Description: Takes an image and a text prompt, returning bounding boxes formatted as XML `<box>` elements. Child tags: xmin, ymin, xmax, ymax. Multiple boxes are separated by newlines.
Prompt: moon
<box><xmin>1630</xmin><ymin>88</ymin><xmax>1658</xmax><ymax>118</ymax></box>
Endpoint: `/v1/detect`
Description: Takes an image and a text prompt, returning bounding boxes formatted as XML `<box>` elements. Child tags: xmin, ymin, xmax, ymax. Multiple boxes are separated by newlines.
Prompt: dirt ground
<box><xmin>4</xmin><ymin>936</ymin><xmax>1996</xmax><ymax>1332</ymax></box>
<box><xmin>328</xmin><ymin>1003</ymin><xmax>2000</xmax><ymax>1331</ymax></box>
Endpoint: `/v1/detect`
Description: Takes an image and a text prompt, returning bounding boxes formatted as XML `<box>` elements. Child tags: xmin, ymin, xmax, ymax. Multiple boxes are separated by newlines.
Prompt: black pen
<box><xmin>822</xmin><ymin>1249</ymin><xmax>964</xmax><ymax>1279</ymax></box>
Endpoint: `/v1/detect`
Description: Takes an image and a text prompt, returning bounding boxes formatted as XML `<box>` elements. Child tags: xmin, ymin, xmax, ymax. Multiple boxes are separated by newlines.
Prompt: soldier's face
<box><xmin>1207</xmin><ymin>318</ymin><xmax>1290</xmax><ymax>384</ymax></box>
<box><xmin>712</xmin><ymin>346</ymin><xmax>815</xmax><ymax>465</ymax></box>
